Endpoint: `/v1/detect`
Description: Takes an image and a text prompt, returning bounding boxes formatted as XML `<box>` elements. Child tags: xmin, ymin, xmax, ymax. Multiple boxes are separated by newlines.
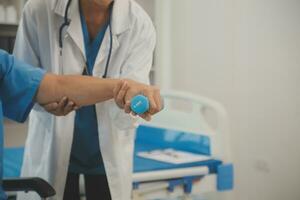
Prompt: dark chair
<box><xmin>3</xmin><ymin>177</ymin><xmax>56</xmax><ymax>200</ymax></box>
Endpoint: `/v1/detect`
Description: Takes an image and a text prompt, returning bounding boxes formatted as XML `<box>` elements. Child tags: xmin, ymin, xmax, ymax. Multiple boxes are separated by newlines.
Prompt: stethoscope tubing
<box><xmin>59</xmin><ymin>0</ymin><xmax>113</xmax><ymax>78</ymax></box>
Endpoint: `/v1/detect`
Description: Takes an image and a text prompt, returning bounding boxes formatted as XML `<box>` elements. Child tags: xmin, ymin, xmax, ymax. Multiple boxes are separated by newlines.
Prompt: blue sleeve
<box><xmin>0</xmin><ymin>49</ymin><xmax>45</xmax><ymax>123</ymax></box>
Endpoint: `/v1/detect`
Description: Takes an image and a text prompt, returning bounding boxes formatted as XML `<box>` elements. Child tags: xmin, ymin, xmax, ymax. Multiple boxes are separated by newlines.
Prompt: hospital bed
<box><xmin>132</xmin><ymin>90</ymin><xmax>234</xmax><ymax>200</ymax></box>
<box><xmin>3</xmin><ymin>90</ymin><xmax>233</xmax><ymax>200</ymax></box>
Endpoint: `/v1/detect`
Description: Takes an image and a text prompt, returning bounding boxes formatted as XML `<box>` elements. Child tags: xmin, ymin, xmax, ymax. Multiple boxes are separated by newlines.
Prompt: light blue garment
<box><xmin>68</xmin><ymin>11</ymin><xmax>109</xmax><ymax>175</ymax></box>
<box><xmin>0</xmin><ymin>49</ymin><xmax>45</xmax><ymax>199</ymax></box>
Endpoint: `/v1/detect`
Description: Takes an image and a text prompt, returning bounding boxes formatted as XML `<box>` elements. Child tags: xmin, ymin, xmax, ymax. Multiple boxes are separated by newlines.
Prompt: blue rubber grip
<box><xmin>131</xmin><ymin>95</ymin><xmax>150</xmax><ymax>114</ymax></box>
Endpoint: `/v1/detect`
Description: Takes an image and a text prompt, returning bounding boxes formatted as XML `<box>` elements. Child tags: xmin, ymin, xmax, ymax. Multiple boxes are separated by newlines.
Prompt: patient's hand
<box><xmin>113</xmin><ymin>80</ymin><xmax>163</xmax><ymax>121</ymax></box>
<box><xmin>42</xmin><ymin>97</ymin><xmax>77</xmax><ymax>116</ymax></box>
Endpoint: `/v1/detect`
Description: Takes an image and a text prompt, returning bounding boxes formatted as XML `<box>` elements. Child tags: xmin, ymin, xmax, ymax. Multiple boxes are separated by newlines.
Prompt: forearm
<box><xmin>36</xmin><ymin>74</ymin><xmax>120</xmax><ymax>106</ymax></box>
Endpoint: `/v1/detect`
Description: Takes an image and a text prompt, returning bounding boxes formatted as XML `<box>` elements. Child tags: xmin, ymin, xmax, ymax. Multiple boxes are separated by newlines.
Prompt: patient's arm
<box><xmin>36</xmin><ymin>74</ymin><xmax>120</xmax><ymax>108</ymax></box>
<box><xmin>35</xmin><ymin>74</ymin><xmax>162</xmax><ymax>120</ymax></box>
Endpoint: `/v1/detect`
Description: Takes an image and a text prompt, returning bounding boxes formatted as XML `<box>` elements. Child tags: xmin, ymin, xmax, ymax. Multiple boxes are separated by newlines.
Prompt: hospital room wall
<box><xmin>155</xmin><ymin>0</ymin><xmax>300</xmax><ymax>200</ymax></box>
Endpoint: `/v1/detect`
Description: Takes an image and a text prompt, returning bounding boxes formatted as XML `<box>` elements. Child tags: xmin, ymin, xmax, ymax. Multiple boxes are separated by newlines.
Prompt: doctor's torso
<box><xmin>13</xmin><ymin>0</ymin><xmax>155</xmax><ymax>199</ymax></box>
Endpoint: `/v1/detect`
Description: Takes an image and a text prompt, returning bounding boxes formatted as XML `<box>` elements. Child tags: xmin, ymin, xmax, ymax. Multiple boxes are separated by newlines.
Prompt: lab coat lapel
<box><xmin>93</xmin><ymin>0</ymin><xmax>130</xmax><ymax>77</ymax></box>
<box><xmin>111</xmin><ymin>0</ymin><xmax>130</xmax><ymax>35</ymax></box>
<box><xmin>93</xmin><ymin>27</ymin><xmax>119</xmax><ymax>77</ymax></box>
<box><xmin>54</xmin><ymin>0</ymin><xmax>86</xmax><ymax>60</ymax></box>
<box><xmin>52</xmin><ymin>0</ymin><xmax>131</xmax><ymax>59</ymax></box>
<box><xmin>67</xmin><ymin>1</ymin><xmax>85</xmax><ymax>60</ymax></box>
<box><xmin>52</xmin><ymin>0</ymin><xmax>67</xmax><ymax>15</ymax></box>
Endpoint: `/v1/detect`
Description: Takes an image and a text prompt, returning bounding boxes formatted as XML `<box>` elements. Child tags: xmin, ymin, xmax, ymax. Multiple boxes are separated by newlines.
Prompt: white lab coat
<box><xmin>13</xmin><ymin>0</ymin><xmax>156</xmax><ymax>199</ymax></box>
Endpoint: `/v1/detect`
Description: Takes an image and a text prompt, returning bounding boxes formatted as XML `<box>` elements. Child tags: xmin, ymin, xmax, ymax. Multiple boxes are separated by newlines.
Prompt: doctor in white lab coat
<box><xmin>13</xmin><ymin>0</ymin><xmax>156</xmax><ymax>199</ymax></box>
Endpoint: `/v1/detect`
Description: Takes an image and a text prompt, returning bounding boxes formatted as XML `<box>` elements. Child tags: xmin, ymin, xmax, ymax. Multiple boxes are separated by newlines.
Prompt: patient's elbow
<box><xmin>36</xmin><ymin>74</ymin><xmax>60</xmax><ymax>104</ymax></box>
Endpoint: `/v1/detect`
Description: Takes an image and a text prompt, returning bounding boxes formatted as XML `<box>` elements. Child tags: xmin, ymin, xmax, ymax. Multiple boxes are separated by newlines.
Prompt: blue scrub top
<box><xmin>0</xmin><ymin>49</ymin><xmax>45</xmax><ymax>199</ymax></box>
<box><xmin>68</xmin><ymin>10</ymin><xmax>109</xmax><ymax>175</ymax></box>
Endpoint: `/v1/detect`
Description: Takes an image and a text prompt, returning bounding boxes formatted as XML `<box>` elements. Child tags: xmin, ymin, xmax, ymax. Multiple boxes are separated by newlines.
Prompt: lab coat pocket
<box><xmin>107</xmin><ymin>100</ymin><xmax>138</xmax><ymax>130</ymax></box>
<box><xmin>116</xmin><ymin>128</ymin><xmax>136</xmax><ymax>159</ymax></box>
<box><xmin>117</xmin><ymin>128</ymin><xmax>136</xmax><ymax>141</ymax></box>
<box><xmin>117</xmin><ymin>129</ymin><xmax>135</xmax><ymax>177</ymax></box>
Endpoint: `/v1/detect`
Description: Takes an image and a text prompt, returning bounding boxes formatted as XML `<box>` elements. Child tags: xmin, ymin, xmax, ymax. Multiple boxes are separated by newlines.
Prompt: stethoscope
<box><xmin>58</xmin><ymin>0</ymin><xmax>113</xmax><ymax>78</ymax></box>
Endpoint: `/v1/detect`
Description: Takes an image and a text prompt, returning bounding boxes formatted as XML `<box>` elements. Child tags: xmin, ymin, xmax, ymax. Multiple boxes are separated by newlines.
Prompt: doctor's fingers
<box><xmin>139</xmin><ymin>113</ymin><xmax>152</xmax><ymax>121</ymax></box>
<box><xmin>124</xmin><ymin>101</ymin><xmax>131</xmax><ymax>114</ymax></box>
<box><xmin>153</xmin><ymin>89</ymin><xmax>163</xmax><ymax>114</ymax></box>
<box><xmin>46</xmin><ymin>97</ymin><xmax>70</xmax><ymax>116</ymax></box>
<box><xmin>144</xmin><ymin>88</ymin><xmax>160</xmax><ymax>115</ymax></box>
<box><xmin>55</xmin><ymin>97</ymin><xmax>69</xmax><ymax>113</ymax></box>
<box><xmin>62</xmin><ymin>101</ymin><xmax>76</xmax><ymax>115</ymax></box>
<box><xmin>43</xmin><ymin>102</ymin><xmax>59</xmax><ymax>112</ymax></box>
<box><xmin>113</xmin><ymin>80</ymin><xmax>125</xmax><ymax>99</ymax></box>
<box><xmin>147</xmin><ymin>94</ymin><xmax>158</xmax><ymax>115</ymax></box>
<box><xmin>134</xmin><ymin>93</ymin><xmax>161</xmax><ymax>121</ymax></box>
<box><xmin>115</xmin><ymin>82</ymin><xmax>129</xmax><ymax>109</ymax></box>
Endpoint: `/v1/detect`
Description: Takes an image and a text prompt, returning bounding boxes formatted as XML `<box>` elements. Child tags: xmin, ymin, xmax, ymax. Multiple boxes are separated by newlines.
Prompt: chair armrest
<box><xmin>2</xmin><ymin>177</ymin><xmax>56</xmax><ymax>198</ymax></box>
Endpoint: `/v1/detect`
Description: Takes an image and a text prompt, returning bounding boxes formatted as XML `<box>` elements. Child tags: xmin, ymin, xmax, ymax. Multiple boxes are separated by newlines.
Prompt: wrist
<box><xmin>109</xmin><ymin>79</ymin><xmax>123</xmax><ymax>98</ymax></box>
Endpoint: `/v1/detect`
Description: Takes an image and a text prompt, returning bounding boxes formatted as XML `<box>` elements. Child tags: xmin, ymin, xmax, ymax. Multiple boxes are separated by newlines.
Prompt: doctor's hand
<box><xmin>42</xmin><ymin>97</ymin><xmax>78</xmax><ymax>116</ymax></box>
<box><xmin>113</xmin><ymin>80</ymin><xmax>163</xmax><ymax>121</ymax></box>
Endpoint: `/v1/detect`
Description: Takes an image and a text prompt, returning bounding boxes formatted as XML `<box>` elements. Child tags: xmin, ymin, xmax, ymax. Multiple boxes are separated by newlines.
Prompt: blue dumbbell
<box><xmin>130</xmin><ymin>95</ymin><xmax>150</xmax><ymax>114</ymax></box>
